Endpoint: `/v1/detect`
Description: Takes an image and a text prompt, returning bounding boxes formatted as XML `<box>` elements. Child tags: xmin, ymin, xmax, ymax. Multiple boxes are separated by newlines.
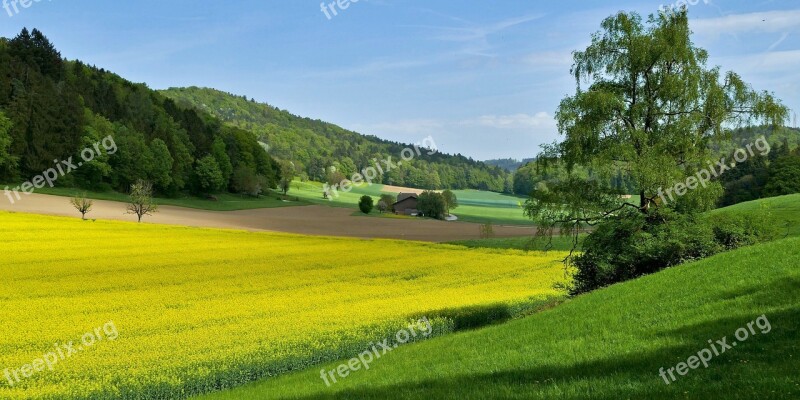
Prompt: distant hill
<box><xmin>483</xmin><ymin>157</ymin><xmax>536</xmax><ymax>172</ymax></box>
<box><xmin>160</xmin><ymin>87</ymin><xmax>511</xmax><ymax>192</ymax></box>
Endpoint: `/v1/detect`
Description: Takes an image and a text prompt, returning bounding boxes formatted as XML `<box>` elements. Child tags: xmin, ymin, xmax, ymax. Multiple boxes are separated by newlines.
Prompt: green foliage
<box><xmin>279</xmin><ymin>161</ymin><xmax>294</xmax><ymax>195</ymax></box>
<box><xmin>670</xmin><ymin>180</ymin><xmax>725</xmax><ymax>214</ymax></box>
<box><xmin>211</xmin><ymin>137</ymin><xmax>233</xmax><ymax>185</ymax></box>
<box><xmin>580</xmin><ymin>12</ymin><xmax>783</xmax><ymax>201</ymax></box>
<box><xmin>110</xmin><ymin>126</ymin><xmax>152</xmax><ymax>189</ymax></box>
<box><xmin>358</xmin><ymin>195</ymin><xmax>374</xmax><ymax>214</ymax></box>
<box><xmin>707</xmin><ymin>211</ymin><xmax>782</xmax><ymax>250</ymax></box>
<box><xmin>569</xmin><ymin>208</ymin><xmax>779</xmax><ymax>295</ymax></box>
<box><xmin>0</xmin><ymin>111</ymin><xmax>18</xmax><ymax>179</ymax></box>
<box><xmin>483</xmin><ymin>157</ymin><xmax>535</xmax><ymax>172</ymax></box>
<box><xmin>148</xmin><ymin>139</ymin><xmax>174</xmax><ymax>191</ymax></box>
<box><xmin>526</xmin><ymin>11</ymin><xmax>789</xmax><ymax>285</ymax></box>
<box><xmin>449</xmin><ymin>235</ymin><xmax>582</xmax><ymax>252</ymax></box>
<box><xmin>530</xmin><ymin>10</ymin><xmax>787</xmax><ymax>237</ymax></box>
<box><xmin>710</xmin><ymin>193</ymin><xmax>800</xmax><ymax>238</ymax></box>
<box><xmin>378</xmin><ymin>193</ymin><xmax>395</xmax><ymax>213</ymax></box>
<box><xmin>763</xmin><ymin>154</ymin><xmax>800</xmax><ymax>197</ymax></box>
<box><xmin>417</xmin><ymin>191</ymin><xmax>447</xmax><ymax>220</ymax></box>
<box><xmin>442</xmin><ymin>189</ymin><xmax>458</xmax><ymax>215</ymax></box>
<box><xmin>195</xmin><ymin>155</ymin><xmax>225</xmax><ymax>193</ymax></box>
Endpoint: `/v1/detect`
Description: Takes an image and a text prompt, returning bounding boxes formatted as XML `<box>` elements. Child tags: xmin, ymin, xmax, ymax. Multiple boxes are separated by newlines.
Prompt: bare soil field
<box><xmin>381</xmin><ymin>185</ymin><xmax>430</xmax><ymax>195</ymax></box>
<box><xmin>0</xmin><ymin>194</ymin><xmax>534</xmax><ymax>242</ymax></box>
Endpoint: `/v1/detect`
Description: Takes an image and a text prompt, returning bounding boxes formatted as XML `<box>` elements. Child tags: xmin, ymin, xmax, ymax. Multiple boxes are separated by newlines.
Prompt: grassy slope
<box><xmin>197</xmin><ymin>237</ymin><xmax>800</xmax><ymax>399</ymax></box>
<box><xmin>709</xmin><ymin>193</ymin><xmax>800</xmax><ymax>237</ymax></box>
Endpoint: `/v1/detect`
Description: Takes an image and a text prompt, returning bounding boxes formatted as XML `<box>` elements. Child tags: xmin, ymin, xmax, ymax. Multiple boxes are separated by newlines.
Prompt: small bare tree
<box><xmin>479</xmin><ymin>221</ymin><xmax>495</xmax><ymax>239</ymax></box>
<box><xmin>127</xmin><ymin>180</ymin><xmax>158</xmax><ymax>223</ymax></box>
<box><xmin>377</xmin><ymin>200</ymin><xmax>388</xmax><ymax>214</ymax></box>
<box><xmin>70</xmin><ymin>193</ymin><xmax>93</xmax><ymax>220</ymax></box>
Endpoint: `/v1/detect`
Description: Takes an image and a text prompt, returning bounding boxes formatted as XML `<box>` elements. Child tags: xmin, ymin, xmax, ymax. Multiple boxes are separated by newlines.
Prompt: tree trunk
<box><xmin>640</xmin><ymin>190</ymin><xmax>648</xmax><ymax>212</ymax></box>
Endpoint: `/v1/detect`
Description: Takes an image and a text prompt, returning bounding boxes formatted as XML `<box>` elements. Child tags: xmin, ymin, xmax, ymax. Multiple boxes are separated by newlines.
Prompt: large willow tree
<box><xmin>526</xmin><ymin>10</ymin><xmax>787</xmax><ymax>243</ymax></box>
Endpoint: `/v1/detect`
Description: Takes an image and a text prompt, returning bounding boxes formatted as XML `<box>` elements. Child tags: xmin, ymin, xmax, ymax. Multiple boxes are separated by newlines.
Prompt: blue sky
<box><xmin>1</xmin><ymin>0</ymin><xmax>798</xmax><ymax>160</ymax></box>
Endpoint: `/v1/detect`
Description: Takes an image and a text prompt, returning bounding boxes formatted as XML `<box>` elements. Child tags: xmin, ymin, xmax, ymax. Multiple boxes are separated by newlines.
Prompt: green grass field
<box><xmin>289</xmin><ymin>181</ymin><xmax>534</xmax><ymax>225</ymax></box>
<box><xmin>709</xmin><ymin>194</ymin><xmax>800</xmax><ymax>237</ymax></box>
<box><xmin>448</xmin><ymin>235</ymin><xmax>582</xmax><ymax>252</ymax></box>
<box><xmin>196</xmin><ymin>236</ymin><xmax>800</xmax><ymax>399</ymax></box>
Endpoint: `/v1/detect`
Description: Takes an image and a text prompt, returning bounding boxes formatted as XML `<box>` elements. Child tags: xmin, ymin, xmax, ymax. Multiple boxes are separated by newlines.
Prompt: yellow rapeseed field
<box><xmin>0</xmin><ymin>211</ymin><xmax>568</xmax><ymax>399</ymax></box>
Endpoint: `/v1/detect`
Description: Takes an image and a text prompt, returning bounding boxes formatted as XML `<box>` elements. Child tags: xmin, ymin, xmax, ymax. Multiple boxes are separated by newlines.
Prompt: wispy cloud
<box><xmin>403</xmin><ymin>13</ymin><xmax>545</xmax><ymax>59</ymax></box>
<box><xmin>304</xmin><ymin>58</ymin><xmax>434</xmax><ymax>79</ymax></box>
<box><xmin>766</xmin><ymin>32</ymin><xmax>790</xmax><ymax>52</ymax></box>
<box><xmin>423</xmin><ymin>14</ymin><xmax>545</xmax><ymax>43</ymax></box>
<box><xmin>519</xmin><ymin>50</ymin><xmax>573</xmax><ymax>69</ymax></box>
<box><xmin>461</xmin><ymin>112</ymin><xmax>556</xmax><ymax>130</ymax></box>
<box><xmin>691</xmin><ymin>9</ymin><xmax>800</xmax><ymax>36</ymax></box>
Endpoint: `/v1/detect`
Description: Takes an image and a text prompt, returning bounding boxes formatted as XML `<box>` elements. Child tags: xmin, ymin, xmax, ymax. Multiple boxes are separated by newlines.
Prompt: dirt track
<box><xmin>0</xmin><ymin>194</ymin><xmax>535</xmax><ymax>242</ymax></box>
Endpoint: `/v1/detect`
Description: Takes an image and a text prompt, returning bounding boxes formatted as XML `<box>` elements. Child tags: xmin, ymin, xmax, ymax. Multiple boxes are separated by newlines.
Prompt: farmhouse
<box><xmin>393</xmin><ymin>193</ymin><xmax>419</xmax><ymax>216</ymax></box>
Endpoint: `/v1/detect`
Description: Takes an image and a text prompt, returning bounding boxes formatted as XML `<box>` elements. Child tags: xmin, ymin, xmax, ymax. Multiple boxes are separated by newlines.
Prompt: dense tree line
<box><xmin>512</xmin><ymin>159</ymin><xmax>637</xmax><ymax>197</ymax></box>
<box><xmin>0</xmin><ymin>29</ymin><xmax>280</xmax><ymax>196</ymax></box>
<box><xmin>161</xmin><ymin>87</ymin><xmax>512</xmax><ymax>192</ymax></box>
<box><xmin>719</xmin><ymin>128</ymin><xmax>800</xmax><ymax>206</ymax></box>
<box><xmin>483</xmin><ymin>157</ymin><xmax>535</xmax><ymax>172</ymax></box>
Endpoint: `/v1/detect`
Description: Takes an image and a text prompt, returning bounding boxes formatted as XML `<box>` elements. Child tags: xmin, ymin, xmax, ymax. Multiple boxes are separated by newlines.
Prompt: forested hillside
<box><xmin>160</xmin><ymin>87</ymin><xmax>512</xmax><ymax>192</ymax></box>
<box><xmin>716</xmin><ymin>126</ymin><xmax>800</xmax><ymax>205</ymax></box>
<box><xmin>0</xmin><ymin>28</ymin><xmax>281</xmax><ymax>196</ymax></box>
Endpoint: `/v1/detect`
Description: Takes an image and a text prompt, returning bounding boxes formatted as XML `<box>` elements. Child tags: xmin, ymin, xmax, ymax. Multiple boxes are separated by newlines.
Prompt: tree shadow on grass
<box><xmin>288</xmin><ymin>306</ymin><xmax>800</xmax><ymax>400</ymax></box>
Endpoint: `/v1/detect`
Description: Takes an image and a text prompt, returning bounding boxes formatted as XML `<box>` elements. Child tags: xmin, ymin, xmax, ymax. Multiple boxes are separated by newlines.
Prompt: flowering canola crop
<box><xmin>0</xmin><ymin>211</ymin><xmax>568</xmax><ymax>399</ymax></box>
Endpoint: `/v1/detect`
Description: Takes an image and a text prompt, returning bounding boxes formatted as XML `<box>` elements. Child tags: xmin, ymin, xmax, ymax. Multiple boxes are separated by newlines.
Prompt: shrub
<box><xmin>707</xmin><ymin>211</ymin><xmax>781</xmax><ymax>250</ymax></box>
<box><xmin>568</xmin><ymin>207</ymin><xmax>779</xmax><ymax>295</ymax></box>
<box><xmin>358</xmin><ymin>195</ymin><xmax>374</xmax><ymax>214</ymax></box>
<box><xmin>479</xmin><ymin>222</ymin><xmax>495</xmax><ymax>239</ymax></box>
<box><xmin>232</xmin><ymin>167</ymin><xmax>265</xmax><ymax>197</ymax></box>
<box><xmin>377</xmin><ymin>200</ymin><xmax>388</xmax><ymax>213</ymax></box>
<box><xmin>379</xmin><ymin>194</ymin><xmax>396</xmax><ymax>212</ymax></box>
